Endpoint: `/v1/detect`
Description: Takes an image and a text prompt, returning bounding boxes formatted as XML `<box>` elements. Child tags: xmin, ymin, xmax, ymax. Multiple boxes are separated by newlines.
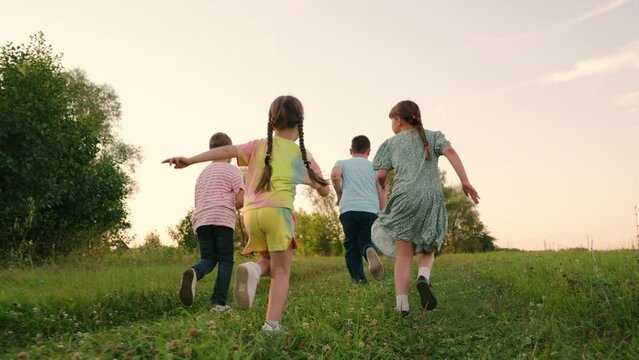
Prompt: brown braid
<box><xmin>389</xmin><ymin>100</ymin><xmax>431</xmax><ymax>160</ymax></box>
<box><xmin>298</xmin><ymin>121</ymin><xmax>329</xmax><ymax>186</ymax></box>
<box><xmin>255</xmin><ymin>119</ymin><xmax>274</xmax><ymax>192</ymax></box>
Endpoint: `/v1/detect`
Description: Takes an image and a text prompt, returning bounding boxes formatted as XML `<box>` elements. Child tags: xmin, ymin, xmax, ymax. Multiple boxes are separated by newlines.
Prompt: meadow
<box><xmin>1</xmin><ymin>249</ymin><xmax>637</xmax><ymax>359</ymax></box>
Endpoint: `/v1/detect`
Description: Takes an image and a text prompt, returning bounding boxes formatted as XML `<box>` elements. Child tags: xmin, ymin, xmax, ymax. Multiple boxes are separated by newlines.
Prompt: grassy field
<box><xmin>1</xmin><ymin>248</ymin><xmax>637</xmax><ymax>359</ymax></box>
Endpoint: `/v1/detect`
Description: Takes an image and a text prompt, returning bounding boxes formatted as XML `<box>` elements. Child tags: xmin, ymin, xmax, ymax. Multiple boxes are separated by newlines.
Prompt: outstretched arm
<box><xmin>441</xmin><ymin>145</ymin><xmax>480</xmax><ymax>204</ymax></box>
<box><xmin>162</xmin><ymin>145</ymin><xmax>238</xmax><ymax>168</ymax></box>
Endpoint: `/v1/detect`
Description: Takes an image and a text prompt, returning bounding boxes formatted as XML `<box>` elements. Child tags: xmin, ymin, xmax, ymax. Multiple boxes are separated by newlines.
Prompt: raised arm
<box><xmin>162</xmin><ymin>145</ymin><xmax>238</xmax><ymax>168</ymax></box>
<box><xmin>330</xmin><ymin>166</ymin><xmax>343</xmax><ymax>205</ymax></box>
<box><xmin>441</xmin><ymin>145</ymin><xmax>480</xmax><ymax>204</ymax></box>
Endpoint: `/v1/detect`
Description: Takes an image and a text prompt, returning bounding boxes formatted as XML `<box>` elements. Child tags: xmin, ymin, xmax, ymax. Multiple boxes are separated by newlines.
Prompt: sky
<box><xmin>2</xmin><ymin>0</ymin><xmax>638</xmax><ymax>250</ymax></box>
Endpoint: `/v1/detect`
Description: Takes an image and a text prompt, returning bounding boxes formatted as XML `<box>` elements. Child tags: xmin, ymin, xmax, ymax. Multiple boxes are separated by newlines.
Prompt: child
<box><xmin>164</xmin><ymin>95</ymin><xmax>329</xmax><ymax>332</ymax></box>
<box><xmin>371</xmin><ymin>100</ymin><xmax>479</xmax><ymax>316</ymax></box>
<box><xmin>331</xmin><ymin>135</ymin><xmax>385</xmax><ymax>283</ymax></box>
<box><xmin>179</xmin><ymin>132</ymin><xmax>245</xmax><ymax>311</ymax></box>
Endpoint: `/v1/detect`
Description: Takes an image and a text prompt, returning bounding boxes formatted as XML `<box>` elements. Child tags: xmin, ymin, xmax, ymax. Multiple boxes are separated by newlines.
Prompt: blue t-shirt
<box><xmin>334</xmin><ymin>157</ymin><xmax>379</xmax><ymax>214</ymax></box>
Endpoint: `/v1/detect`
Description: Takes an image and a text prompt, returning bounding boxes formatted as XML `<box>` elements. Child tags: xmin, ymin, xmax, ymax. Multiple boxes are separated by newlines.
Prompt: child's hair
<box><xmin>351</xmin><ymin>135</ymin><xmax>371</xmax><ymax>154</ymax></box>
<box><xmin>256</xmin><ymin>95</ymin><xmax>329</xmax><ymax>192</ymax></box>
<box><xmin>209</xmin><ymin>132</ymin><xmax>233</xmax><ymax>149</ymax></box>
<box><xmin>389</xmin><ymin>100</ymin><xmax>431</xmax><ymax>160</ymax></box>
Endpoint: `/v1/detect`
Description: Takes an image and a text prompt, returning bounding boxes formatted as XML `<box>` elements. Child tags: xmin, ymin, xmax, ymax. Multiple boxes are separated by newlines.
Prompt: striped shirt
<box><xmin>192</xmin><ymin>162</ymin><xmax>245</xmax><ymax>232</ymax></box>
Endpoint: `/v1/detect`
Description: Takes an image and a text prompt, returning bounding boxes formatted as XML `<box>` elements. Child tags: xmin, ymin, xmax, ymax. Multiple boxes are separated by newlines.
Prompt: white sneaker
<box><xmin>261</xmin><ymin>320</ymin><xmax>284</xmax><ymax>333</ymax></box>
<box><xmin>233</xmin><ymin>263</ymin><xmax>259</xmax><ymax>309</ymax></box>
<box><xmin>366</xmin><ymin>248</ymin><xmax>384</xmax><ymax>280</ymax></box>
<box><xmin>210</xmin><ymin>304</ymin><xmax>231</xmax><ymax>312</ymax></box>
<box><xmin>179</xmin><ymin>268</ymin><xmax>197</xmax><ymax>306</ymax></box>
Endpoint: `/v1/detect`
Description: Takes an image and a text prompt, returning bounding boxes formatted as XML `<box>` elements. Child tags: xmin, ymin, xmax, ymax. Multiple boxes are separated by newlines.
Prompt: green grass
<box><xmin>1</xmin><ymin>249</ymin><xmax>637</xmax><ymax>359</ymax></box>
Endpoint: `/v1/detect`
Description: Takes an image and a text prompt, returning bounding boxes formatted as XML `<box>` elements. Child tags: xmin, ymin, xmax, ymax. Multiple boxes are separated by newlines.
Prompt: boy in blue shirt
<box><xmin>331</xmin><ymin>135</ymin><xmax>385</xmax><ymax>283</ymax></box>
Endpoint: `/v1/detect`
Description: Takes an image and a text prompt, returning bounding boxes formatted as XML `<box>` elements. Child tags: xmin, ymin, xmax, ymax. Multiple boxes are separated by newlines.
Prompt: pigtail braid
<box><xmin>415</xmin><ymin>122</ymin><xmax>431</xmax><ymax>160</ymax></box>
<box><xmin>255</xmin><ymin>120</ymin><xmax>274</xmax><ymax>192</ymax></box>
<box><xmin>298</xmin><ymin>121</ymin><xmax>329</xmax><ymax>186</ymax></box>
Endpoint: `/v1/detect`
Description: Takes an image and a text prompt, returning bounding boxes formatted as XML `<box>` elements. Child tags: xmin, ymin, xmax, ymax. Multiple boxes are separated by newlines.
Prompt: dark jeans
<box><xmin>339</xmin><ymin>211</ymin><xmax>378</xmax><ymax>282</ymax></box>
<box><xmin>191</xmin><ymin>225</ymin><xmax>235</xmax><ymax>306</ymax></box>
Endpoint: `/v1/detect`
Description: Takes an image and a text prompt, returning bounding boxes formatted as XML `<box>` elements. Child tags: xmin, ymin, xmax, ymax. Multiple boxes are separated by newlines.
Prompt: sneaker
<box><xmin>233</xmin><ymin>263</ymin><xmax>259</xmax><ymax>310</ymax></box>
<box><xmin>366</xmin><ymin>247</ymin><xmax>384</xmax><ymax>280</ymax></box>
<box><xmin>179</xmin><ymin>268</ymin><xmax>197</xmax><ymax>306</ymax></box>
<box><xmin>210</xmin><ymin>304</ymin><xmax>231</xmax><ymax>312</ymax></box>
<box><xmin>416</xmin><ymin>275</ymin><xmax>437</xmax><ymax>310</ymax></box>
<box><xmin>261</xmin><ymin>320</ymin><xmax>284</xmax><ymax>333</ymax></box>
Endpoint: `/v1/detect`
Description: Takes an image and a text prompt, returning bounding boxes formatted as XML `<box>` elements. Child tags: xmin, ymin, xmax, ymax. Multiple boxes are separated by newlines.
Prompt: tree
<box><xmin>384</xmin><ymin>170</ymin><xmax>495</xmax><ymax>253</ymax></box>
<box><xmin>0</xmin><ymin>33</ymin><xmax>140</xmax><ymax>262</ymax></box>
<box><xmin>168</xmin><ymin>209</ymin><xmax>198</xmax><ymax>251</ymax></box>
<box><xmin>294</xmin><ymin>188</ymin><xmax>343</xmax><ymax>256</ymax></box>
<box><xmin>142</xmin><ymin>231</ymin><xmax>163</xmax><ymax>249</ymax></box>
<box><xmin>442</xmin><ymin>184</ymin><xmax>495</xmax><ymax>253</ymax></box>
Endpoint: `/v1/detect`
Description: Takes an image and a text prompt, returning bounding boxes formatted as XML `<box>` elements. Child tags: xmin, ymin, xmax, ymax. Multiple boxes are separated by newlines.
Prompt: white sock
<box><xmin>395</xmin><ymin>294</ymin><xmax>409</xmax><ymax>312</ymax></box>
<box><xmin>247</xmin><ymin>262</ymin><xmax>262</xmax><ymax>278</ymax></box>
<box><xmin>418</xmin><ymin>267</ymin><xmax>431</xmax><ymax>281</ymax></box>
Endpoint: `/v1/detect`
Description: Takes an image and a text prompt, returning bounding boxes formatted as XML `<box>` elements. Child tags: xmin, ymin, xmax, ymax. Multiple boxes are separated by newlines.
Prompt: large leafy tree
<box><xmin>0</xmin><ymin>33</ymin><xmax>140</xmax><ymax>261</ymax></box>
<box><xmin>442</xmin><ymin>182</ymin><xmax>495</xmax><ymax>253</ymax></box>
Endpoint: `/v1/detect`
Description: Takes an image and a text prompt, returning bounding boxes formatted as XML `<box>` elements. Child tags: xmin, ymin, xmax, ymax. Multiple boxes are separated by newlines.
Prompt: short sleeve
<box><xmin>433</xmin><ymin>131</ymin><xmax>451</xmax><ymax>157</ymax></box>
<box><xmin>235</xmin><ymin>140</ymin><xmax>258</xmax><ymax>167</ymax></box>
<box><xmin>230</xmin><ymin>167</ymin><xmax>245</xmax><ymax>194</ymax></box>
<box><xmin>333</xmin><ymin>160</ymin><xmax>344</xmax><ymax>169</ymax></box>
<box><xmin>372</xmin><ymin>139</ymin><xmax>392</xmax><ymax>170</ymax></box>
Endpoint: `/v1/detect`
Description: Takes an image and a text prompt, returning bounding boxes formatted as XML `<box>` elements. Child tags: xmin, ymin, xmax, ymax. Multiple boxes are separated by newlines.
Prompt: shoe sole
<box><xmin>366</xmin><ymin>248</ymin><xmax>384</xmax><ymax>280</ymax></box>
<box><xmin>179</xmin><ymin>269</ymin><xmax>196</xmax><ymax>306</ymax></box>
<box><xmin>233</xmin><ymin>265</ymin><xmax>251</xmax><ymax>310</ymax></box>
<box><xmin>416</xmin><ymin>279</ymin><xmax>437</xmax><ymax>310</ymax></box>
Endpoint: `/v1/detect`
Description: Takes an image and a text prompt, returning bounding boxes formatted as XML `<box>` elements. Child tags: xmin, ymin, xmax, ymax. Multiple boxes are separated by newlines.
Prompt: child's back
<box><xmin>335</xmin><ymin>157</ymin><xmax>379</xmax><ymax>214</ymax></box>
<box><xmin>192</xmin><ymin>161</ymin><xmax>244</xmax><ymax>232</ymax></box>
<box><xmin>332</xmin><ymin>135</ymin><xmax>384</xmax><ymax>283</ymax></box>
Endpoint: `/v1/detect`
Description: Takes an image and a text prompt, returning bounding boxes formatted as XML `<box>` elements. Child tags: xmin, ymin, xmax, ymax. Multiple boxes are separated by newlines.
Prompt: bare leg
<box><xmin>258</xmin><ymin>251</ymin><xmax>270</xmax><ymax>277</ymax></box>
<box><xmin>265</xmin><ymin>244</ymin><xmax>294</xmax><ymax>322</ymax></box>
<box><xmin>394</xmin><ymin>240</ymin><xmax>414</xmax><ymax>295</ymax></box>
<box><xmin>416</xmin><ymin>251</ymin><xmax>438</xmax><ymax>310</ymax></box>
<box><xmin>417</xmin><ymin>251</ymin><xmax>435</xmax><ymax>274</ymax></box>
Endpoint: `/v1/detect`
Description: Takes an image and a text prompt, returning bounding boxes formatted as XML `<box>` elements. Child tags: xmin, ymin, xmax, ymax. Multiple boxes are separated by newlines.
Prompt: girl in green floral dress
<box><xmin>372</xmin><ymin>100</ymin><xmax>479</xmax><ymax>316</ymax></box>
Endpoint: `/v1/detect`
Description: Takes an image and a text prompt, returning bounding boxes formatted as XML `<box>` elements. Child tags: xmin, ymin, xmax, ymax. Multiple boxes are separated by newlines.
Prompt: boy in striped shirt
<box><xmin>179</xmin><ymin>132</ymin><xmax>245</xmax><ymax>310</ymax></box>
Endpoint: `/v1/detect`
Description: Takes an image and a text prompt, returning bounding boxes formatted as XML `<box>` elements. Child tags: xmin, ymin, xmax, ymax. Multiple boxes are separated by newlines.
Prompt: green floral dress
<box><xmin>371</xmin><ymin>129</ymin><xmax>450</xmax><ymax>257</ymax></box>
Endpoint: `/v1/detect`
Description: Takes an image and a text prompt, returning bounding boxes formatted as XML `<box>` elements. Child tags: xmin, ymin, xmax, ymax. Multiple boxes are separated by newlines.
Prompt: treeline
<box><xmin>166</xmin><ymin>176</ymin><xmax>496</xmax><ymax>256</ymax></box>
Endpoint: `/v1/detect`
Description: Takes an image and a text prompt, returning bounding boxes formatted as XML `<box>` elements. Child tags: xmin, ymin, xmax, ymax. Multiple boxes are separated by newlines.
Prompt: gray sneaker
<box><xmin>366</xmin><ymin>247</ymin><xmax>384</xmax><ymax>280</ymax></box>
<box><xmin>261</xmin><ymin>320</ymin><xmax>284</xmax><ymax>333</ymax></box>
<box><xmin>179</xmin><ymin>268</ymin><xmax>197</xmax><ymax>306</ymax></box>
<box><xmin>210</xmin><ymin>304</ymin><xmax>231</xmax><ymax>312</ymax></box>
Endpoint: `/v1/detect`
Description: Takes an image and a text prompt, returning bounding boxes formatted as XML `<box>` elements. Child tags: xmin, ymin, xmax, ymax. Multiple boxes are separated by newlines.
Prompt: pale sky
<box><xmin>3</xmin><ymin>0</ymin><xmax>638</xmax><ymax>250</ymax></box>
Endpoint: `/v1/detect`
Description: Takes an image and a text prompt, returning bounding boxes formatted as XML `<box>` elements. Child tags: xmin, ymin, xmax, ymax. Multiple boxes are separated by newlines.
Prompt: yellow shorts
<box><xmin>242</xmin><ymin>207</ymin><xmax>297</xmax><ymax>255</ymax></box>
